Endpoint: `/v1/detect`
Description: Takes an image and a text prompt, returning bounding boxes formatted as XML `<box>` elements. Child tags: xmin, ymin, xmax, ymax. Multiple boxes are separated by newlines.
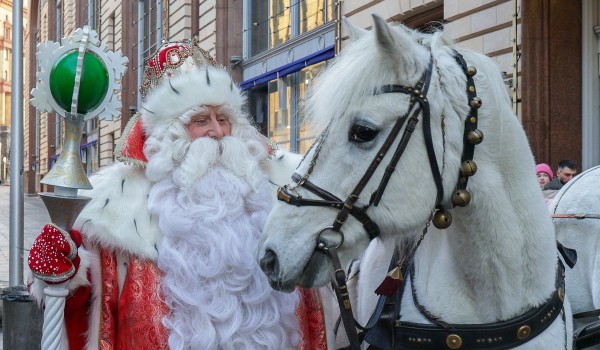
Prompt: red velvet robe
<box><xmin>64</xmin><ymin>247</ymin><xmax>327</xmax><ymax>349</ymax></box>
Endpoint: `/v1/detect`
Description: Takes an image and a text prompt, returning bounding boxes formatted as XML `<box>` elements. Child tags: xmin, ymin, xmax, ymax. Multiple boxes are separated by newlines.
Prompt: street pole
<box><xmin>10</xmin><ymin>0</ymin><xmax>23</xmax><ymax>291</ymax></box>
<box><xmin>2</xmin><ymin>1</ymin><xmax>44</xmax><ymax>349</ymax></box>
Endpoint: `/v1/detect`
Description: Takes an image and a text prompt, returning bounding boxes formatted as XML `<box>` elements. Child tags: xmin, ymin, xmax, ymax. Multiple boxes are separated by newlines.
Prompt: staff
<box><xmin>28</xmin><ymin>26</ymin><xmax>127</xmax><ymax>350</ymax></box>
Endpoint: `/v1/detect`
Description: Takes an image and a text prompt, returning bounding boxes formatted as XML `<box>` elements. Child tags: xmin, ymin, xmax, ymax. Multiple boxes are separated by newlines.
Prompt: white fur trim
<box><xmin>141</xmin><ymin>67</ymin><xmax>244</xmax><ymax>140</ymax></box>
<box><xmin>73</xmin><ymin>162</ymin><xmax>162</xmax><ymax>261</ymax></box>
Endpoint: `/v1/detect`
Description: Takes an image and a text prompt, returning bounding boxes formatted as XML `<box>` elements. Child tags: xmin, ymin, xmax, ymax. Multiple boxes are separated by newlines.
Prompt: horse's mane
<box><xmin>302</xmin><ymin>24</ymin><xmax>511</xmax><ymax>143</ymax></box>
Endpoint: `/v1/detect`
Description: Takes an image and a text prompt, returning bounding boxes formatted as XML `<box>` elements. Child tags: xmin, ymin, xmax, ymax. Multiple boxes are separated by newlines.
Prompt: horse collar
<box><xmin>362</xmin><ymin>259</ymin><xmax>566</xmax><ymax>350</ymax></box>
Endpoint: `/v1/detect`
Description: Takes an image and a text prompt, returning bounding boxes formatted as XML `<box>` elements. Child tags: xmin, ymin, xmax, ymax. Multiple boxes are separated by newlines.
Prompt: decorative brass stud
<box><xmin>413</xmin><ymin>89</ymin><xmax>421</xmax><ymax>96</ymax></box>
<box><xmin>467</xmin><ymin>66</ymin><xmax>477</xmax><ymax>76</ymax></box>
<box><xmin>468</xmin><ymin>85</ymin><xmax>476</xmax><ymax>93</ymax></box>
<box><xmin>452</xmin><ymin>189</ymin><xmax>471</xmax><ymax>207</ymax></box>
<box><xmin>517</xmin><ymin>325</ymin><xmax>531</xmax><ymax>340</ymax></box>
<box><xmin>467</xmin><ymin>129</ymin><xmax>484</xmax><ymax>145</ymax></box>
<box><xmin>446</xmin><ymin>334</ymin><xmax>463</xmax><ymax>349</ymax></box>
<box><xmin>460</xmin><ymin>160</ymin><xmax>478</xmax><ymax>177</ymax></box>
<box><xmin>557</xmin><ymin>287</ymin><xmax>564</xmax><ymax>302</ymax></box>
<box><xmin>432</xmin><ymin>208</ymin><xmax>452</xmax><ymax>229</ymax></box>
<box><xmin>470</xmin><ymin>97</ymin><xmax>483</xmax><ymax>109</ymax></box>
<box><xmin>469</xmin><ymin>116</ymin><xmax>477</xmax><ymax>124</ymax></box>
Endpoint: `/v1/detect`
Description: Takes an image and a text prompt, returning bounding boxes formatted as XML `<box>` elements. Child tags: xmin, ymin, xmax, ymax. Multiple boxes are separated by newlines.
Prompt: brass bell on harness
<box><xmin>452</xmin><ymin>188</ymin><xmax>471</xmax><ymax>207</ymax></box>
<box><xmin>460</xmin><ymin>160</ymin><xmax>477</xmax><ymax>177</ymax></box>
<box><xmin>467</xmin><ymin>66</ymin><xmax>477</xmax><ymax>76</ymax></box>
<box><xmin>469</xmin><ymin>97</ymin><xmax>482</xmax><ymax>109</ymax></box>
<box><xmin>452</xmin><ymin>189</ymin><xmax>471</xmax><ymax>207</ymax></box>
<box><xmin>467</xmin><ymin>129</ymin><xmax>484</xmax><ymax>145</ymax></box>
<box><xmin>432</xmin><ymin>208</ymin><xmax>452</xmax><ymax>229</ymax></box>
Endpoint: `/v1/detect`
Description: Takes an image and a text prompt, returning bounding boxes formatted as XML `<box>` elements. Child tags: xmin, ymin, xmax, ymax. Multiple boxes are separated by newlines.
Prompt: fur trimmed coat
<box><xmin>30</xmin><ymin>160</ymin><xmax>327</xmax><ymax>349</ymax></box>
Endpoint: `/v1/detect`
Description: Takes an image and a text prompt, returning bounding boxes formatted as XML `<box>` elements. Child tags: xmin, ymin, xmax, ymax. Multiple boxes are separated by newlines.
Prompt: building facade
<box><xmin>0</xmin><ymin>1</ymin><xmax>28</xmax><ymax>185</ymax></box>
<box><xmin>24</xmin><ymin>0</ymin><xmax>242</xmax><ymax>194</ymax></box>
<box><xmin>23</xmin><ymin>0</ymin><xmax>600</xmax><ymax>194</ymax></box>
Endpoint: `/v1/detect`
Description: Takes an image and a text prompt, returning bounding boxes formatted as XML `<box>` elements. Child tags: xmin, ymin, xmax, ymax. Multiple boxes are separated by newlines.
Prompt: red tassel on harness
<box><xmin>374</xmin><ymin>266</ymin><xmax>404</xmax><ymax>297</ymax></box>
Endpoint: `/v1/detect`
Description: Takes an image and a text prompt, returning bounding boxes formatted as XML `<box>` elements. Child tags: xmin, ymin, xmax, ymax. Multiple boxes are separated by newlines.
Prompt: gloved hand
<box><xmin>28</xmin><ymin>223</ymin><xmax>83</xmax><ymax>284</ymax></box>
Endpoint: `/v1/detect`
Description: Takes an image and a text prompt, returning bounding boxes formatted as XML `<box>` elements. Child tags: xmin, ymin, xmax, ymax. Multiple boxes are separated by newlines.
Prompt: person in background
<box><xmin>543</xmin><ymin>159</ymin><xmax>578</xmax><ymax>191</ymax></box>
<box><xmin>536</xmin><ymin>163</ymin><xmax>553</xmax><ymax>189</ymax></box>
<box><xmin>27</xmin><ymin>38</ymin><xmax>326</xmax><ymax>350</ymax></box>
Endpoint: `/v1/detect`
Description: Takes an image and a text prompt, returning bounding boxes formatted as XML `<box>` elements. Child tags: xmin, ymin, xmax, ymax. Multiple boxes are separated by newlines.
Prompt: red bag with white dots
<box><xmin>28</xmin><ymin>223</ymin><xmax>83</xmax><ymax>284</ymax></box>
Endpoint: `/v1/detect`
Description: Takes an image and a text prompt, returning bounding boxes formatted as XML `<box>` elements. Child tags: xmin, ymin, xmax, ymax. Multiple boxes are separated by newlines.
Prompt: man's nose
<box><xmin>206</xmin><ymin>114</ymin><xmax>224</xmax><ymax>139</ymax></box>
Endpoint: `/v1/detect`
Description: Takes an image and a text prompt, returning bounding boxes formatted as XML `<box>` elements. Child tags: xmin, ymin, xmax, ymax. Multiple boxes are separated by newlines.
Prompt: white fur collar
<box><xmin>73</xmin><ymin>163</ymin><xmax>162</xmax><ymax>261</ymax></box>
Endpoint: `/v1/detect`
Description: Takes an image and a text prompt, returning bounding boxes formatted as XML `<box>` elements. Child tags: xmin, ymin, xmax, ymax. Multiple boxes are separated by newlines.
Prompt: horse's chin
<box><xmin>298</xmin><ymin>251</ymin><xmax>332</xmax><ymax>288</ymax></box>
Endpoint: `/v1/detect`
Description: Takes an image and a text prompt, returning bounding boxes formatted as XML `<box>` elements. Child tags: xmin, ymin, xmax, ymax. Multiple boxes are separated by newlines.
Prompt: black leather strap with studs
<box><xmin>453</xmin><ymin>51</ymin><xmax>481</xmax><ymax>195</ymax></box>
<box><xmin>387</xmin><ymin>261</ymin><xmax>565</xmax><ymax>350</ymax></box>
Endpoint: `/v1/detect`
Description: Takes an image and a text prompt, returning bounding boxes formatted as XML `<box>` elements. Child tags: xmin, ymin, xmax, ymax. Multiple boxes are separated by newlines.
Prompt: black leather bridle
<box><xmin>277</xmin><ymin>56</ymin><xmax>440</xmax><ymax>239</ymax></box>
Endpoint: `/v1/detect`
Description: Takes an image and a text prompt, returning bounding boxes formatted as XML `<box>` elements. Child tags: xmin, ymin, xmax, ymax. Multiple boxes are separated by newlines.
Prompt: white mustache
<box><xmin>172</xmin><ymin>136</ymin><xmax>265</xmax><ymax>192</ymax></box>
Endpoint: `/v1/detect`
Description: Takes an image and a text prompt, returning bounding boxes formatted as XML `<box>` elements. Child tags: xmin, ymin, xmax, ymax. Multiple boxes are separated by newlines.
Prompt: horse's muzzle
<box><xmin>259</xmin><ymin>249</ymin><xmax>295</xmax><ymax>292</ymax></box>
<box><xmin>259</xmin><ymin>249</ymin><xmax>279</xmax><ymax>278</ymax></box>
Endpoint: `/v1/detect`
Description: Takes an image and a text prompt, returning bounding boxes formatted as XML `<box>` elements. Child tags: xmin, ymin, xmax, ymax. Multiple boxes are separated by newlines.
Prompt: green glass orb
<box><xmin>49</xmin><ymin>50</ymin><xmax>109</xmax><ymax>114</ymax></box>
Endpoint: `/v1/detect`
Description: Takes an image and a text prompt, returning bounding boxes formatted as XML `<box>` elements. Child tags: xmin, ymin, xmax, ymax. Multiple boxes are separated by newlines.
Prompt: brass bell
<box><xmin>467</xmin><ymin>129</ymin><xmax>484</xmax><ymax>145</ymax></box>
<box><xmin>467</xmin><ymin>66</ymin><xmax>477</xmax><ymax>76</ymax></box>
<box><xmin>460</xmin><ymin>160</ymin><xmax>477</xmax><ymax>177</ymax></box>
<box><xmin>469</xmin><ymin>97</ymin><xmax>482</xmax><ymax>109</ymax></box>
<box><xmin>433</xmin><ymin>208</ymin><xmax>452</xmax><ymax>229</ymax></box>
<box><xmin>452</xmin><ymin>189</ymin><xmax>471</xmax><ymax>207</ymax></box>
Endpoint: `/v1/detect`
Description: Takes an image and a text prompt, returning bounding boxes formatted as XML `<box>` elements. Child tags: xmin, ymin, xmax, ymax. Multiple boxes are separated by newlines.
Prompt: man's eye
<box><xmin>349</xmin><ymin>124</ymin><xmax>379</xmax><ymax>143</ymax></box>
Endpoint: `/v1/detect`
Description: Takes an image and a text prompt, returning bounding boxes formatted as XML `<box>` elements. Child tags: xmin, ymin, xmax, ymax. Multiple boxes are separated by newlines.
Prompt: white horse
<box><xmin>258</xmin><ymin>15</ymin><xmax>573</xmax><ymax>349</ymax></box>
<box><xmin>552</xmin><ymin>166</ymin><xmax>600</xmax><ymax>349</ymax></box>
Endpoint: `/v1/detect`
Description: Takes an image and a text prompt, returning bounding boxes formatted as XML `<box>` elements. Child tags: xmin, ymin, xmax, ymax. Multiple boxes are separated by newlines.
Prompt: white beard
<box><xmin>147</xmin><ymin>163</ymin><xmax>300</xmax><ymax>350</ymax></box>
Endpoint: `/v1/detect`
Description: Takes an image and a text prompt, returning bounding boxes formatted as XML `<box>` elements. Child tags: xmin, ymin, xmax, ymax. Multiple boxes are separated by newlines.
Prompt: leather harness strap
<box><xmin>552</xmin><ymin>213</ymin><xmax>600</xmax><ymax>220</ymax></box>
<box><xmin>394</xmin><ymin>262</ymin><xmax>565</xmax><ymax>350</ymax></box>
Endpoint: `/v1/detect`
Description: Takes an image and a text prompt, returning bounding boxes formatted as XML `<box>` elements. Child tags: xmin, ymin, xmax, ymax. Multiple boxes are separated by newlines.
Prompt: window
<box><xmin>270</xmin><ymin>0</ymin><xmax>292</xmax><ymax>49</ymax></box>
<box><xmin>248</xmin><ymin>0</ymin><xmax>332</xmax><ymax>58</ymax></box>
<box><xmin>107</xmin><ymin>12</ymin><xmax>116</xmax><ymax>51</ymax></box>
<box><xmin>142</xmin><ymin>0</ymin><xmax>162</xmax><ymax>59</ymax></box>
<box><xmin>4</xmin><ymin>27</ymin><xmax>10</xmax><ymax>39</ymax></box>
<box><xmin>249</xmin><ymin>0</ymin><xmax>268</xmax><ymax>56</ymax></box>
<box><xmin>247</xmin><ymin>60</ymin><xmax>328</xmax><ymax>153</ymax></box>
<box><xmin>55</xmin><ymin>116</ymin><xmax>62</xmax><ymax>148</ymax></box>
<box><xmin>300</xmin><ymin>0</ymin><xmax>331</xmax><ymax>34</ymax></box>
<box><xmin>268</xmin><ymin>75</ymin><xmax>293</xmax><ymax>148</ymax></box>
<box><xmin>87</xmin><ymin>0</ymin><xmax>98</xmax><ymax>30</ymax></box>
<box><xmin>56</xmin><ymin>3</ymin><xmax>62</xmax><ymax>40</ymax></box>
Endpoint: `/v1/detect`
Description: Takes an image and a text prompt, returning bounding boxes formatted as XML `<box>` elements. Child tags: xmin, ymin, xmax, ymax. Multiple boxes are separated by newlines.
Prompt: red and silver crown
<box><xmin>139</xmin><ymin>37</ymin><xmax>222</xmax><ymax>101</ymax></box>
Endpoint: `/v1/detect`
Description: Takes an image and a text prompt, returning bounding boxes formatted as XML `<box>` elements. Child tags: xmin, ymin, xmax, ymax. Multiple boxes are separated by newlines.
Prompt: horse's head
<box><xmin>258</xmin><ymin>15</ymin><xmax>507</xmax><ymax>291</ymax></box>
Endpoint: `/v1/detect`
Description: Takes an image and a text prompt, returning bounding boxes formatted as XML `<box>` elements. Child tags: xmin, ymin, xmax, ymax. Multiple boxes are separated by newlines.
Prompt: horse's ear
<box><xmin>343</xmin><ymin>17</ymin><xmax>367</xmax><ymax>42</ymax></box>
<box><xmin>372</xmin><ymin>14</ymin><xmax>415</xmax><ymax>64</ymax></box>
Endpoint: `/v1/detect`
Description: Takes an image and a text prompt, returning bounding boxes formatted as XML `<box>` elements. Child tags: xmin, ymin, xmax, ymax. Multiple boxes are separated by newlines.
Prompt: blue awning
<box><xmin>81</xmin><ymin>139</ymin><xmax>97</xmax><ymax>149</ymax></box>
<box><xmin>240</xmin><ymin>45</ymin><xmax>334</xmax><ymax>90</ymax></box>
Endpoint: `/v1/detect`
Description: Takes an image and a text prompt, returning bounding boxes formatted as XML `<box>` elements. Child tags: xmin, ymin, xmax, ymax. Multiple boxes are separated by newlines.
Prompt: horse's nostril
<box><xmin>259</xmin><ymin>249</ymin><xmax>279</xmax><ymax>277</ymax></box>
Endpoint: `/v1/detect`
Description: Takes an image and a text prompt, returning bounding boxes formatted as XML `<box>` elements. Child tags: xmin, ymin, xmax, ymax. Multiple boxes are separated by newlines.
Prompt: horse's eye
<box><xmin>349</xmin><ymin>124</ymin><xmax>379</xmax><ymax>143</ymax></box>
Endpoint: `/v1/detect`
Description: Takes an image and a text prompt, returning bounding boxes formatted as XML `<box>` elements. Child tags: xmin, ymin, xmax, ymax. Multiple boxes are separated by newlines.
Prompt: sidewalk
<box><xmin>0</xmin><ymin>185</ymin><xmax>51</xmax><ymax>349</ymax></box>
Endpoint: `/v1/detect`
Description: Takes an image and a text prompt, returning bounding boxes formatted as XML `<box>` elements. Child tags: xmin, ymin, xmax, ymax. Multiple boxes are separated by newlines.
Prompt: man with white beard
<box><xmin>27</xmin><ymin>39</ymin><xmax>327</xmax><ymax>350</ymax></box>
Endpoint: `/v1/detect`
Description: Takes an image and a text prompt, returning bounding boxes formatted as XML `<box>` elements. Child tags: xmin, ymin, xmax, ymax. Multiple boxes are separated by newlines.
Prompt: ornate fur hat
<box><xmin>115</xmin><ymin>38</ymin><xmax>245</xmax><ymax>166</ymax></box>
